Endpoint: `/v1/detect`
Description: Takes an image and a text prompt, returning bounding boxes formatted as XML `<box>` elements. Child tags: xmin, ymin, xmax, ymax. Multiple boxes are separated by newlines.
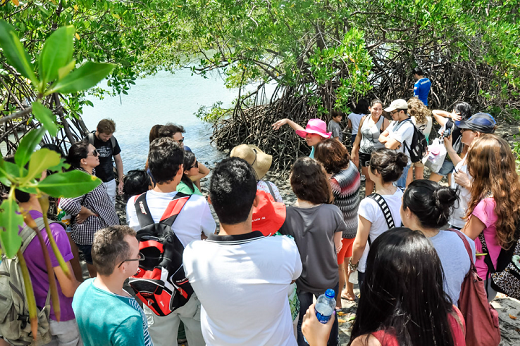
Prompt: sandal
<box><xmin>341</xmin><ymin>292</ymin><xmax>358</xmax><ymax>301</ymax></box>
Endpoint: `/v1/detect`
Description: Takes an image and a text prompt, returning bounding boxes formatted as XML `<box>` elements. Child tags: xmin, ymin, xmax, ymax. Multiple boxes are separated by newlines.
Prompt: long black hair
<box><xmin>180</xmin><ymin>151</ymin><xmax>197</xmax><ymax>193</ymax></box>
<box><xmin>349</xmin><ymin>228</ymin><xmax>455</xmax><ymax>346</ymax></box>
<box><xmin>403</xmin><ymin>180</ymin><xmax>459</xmax><ymax>229</ymax></box>
<box><xmin>66</xmin><ymin>140</ymin><xmax>89</xmax><ymax>169</ymax></box>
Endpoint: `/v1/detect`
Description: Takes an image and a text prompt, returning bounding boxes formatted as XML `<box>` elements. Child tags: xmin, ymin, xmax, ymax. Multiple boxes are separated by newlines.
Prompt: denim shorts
<box><xmin>437</xmin><ymin>159</ymin><xmax>455</xmax><ymax>176</ymax></box>
<box><xmin>77</xmin><ymin>244</ymin><xmax>93</xmax><ymax>264</ymax></box>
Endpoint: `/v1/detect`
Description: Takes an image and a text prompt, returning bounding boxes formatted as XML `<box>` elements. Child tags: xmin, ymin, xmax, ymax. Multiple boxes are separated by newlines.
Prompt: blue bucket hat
<box><xmin>457</xmin><ymin>113</ymin><xmax>496</xmax><ymax>133</ymax></box>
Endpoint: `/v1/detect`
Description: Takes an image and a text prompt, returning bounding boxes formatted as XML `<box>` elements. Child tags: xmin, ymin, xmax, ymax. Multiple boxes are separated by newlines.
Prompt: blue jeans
<box><xmin>395</xmin><ymin>164</ymin><xmax>411</xmax><ymax>189</ymax></box>
<box><xmin>297</xmin><ymin>283</ymin><xmax>339</xmax><ymax>346</ymax></box>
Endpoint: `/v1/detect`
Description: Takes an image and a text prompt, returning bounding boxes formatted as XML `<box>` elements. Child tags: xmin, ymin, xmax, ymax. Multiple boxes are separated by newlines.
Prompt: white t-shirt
<box><xmin>183</xmin><ymin>233</ymin><xmax>302</xmax><ymax>346</ymax></box>
<box><xmin>449</xmin><ymin>157</ymin><xmax>472</xmax><ymax>228</ymax></box>
<box><xmin>357</xmin><ymin>189</ymin><xmax>404</xmax><ymax>272</ymax></box>
<box><xmin>348</xmin><ymin>113</ymin><xmax>365</xmax><ymax>135</ymax></box>
<box><xmin>387</xmin><ymin>119</ymin><xmax>415</xmax><ymax>165</ymax></box>
<box><xmin>126</xmin><ymin>190</ymin><xmax>216</xmax><ymax>247</ymax></box>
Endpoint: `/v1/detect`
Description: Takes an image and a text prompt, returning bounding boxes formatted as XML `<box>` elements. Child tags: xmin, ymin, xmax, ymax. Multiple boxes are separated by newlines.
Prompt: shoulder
<box><xmin>350</xmin><ymin>334</ymin><xmax>382</xmax><ymax>346</ymax></box>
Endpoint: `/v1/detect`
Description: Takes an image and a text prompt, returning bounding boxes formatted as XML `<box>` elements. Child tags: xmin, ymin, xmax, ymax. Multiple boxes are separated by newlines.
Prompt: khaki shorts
<box><xmin>412</xmin><ymin>161</ymin><xmax>424</xmax><ymax>168</ymax></box>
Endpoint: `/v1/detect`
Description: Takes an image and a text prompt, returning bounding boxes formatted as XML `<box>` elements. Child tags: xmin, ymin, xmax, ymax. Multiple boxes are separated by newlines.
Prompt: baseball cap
<box><xmin>252</xmin><ymin>190</ymin><xmax>286</xmax><ymax>236</ymax></box>
<box><xmin>457</xmin><ymin>113</ymin><xmax>496</xmax><ymax>134</ymax></box>
<box><xmin>384</xmin><ymin>99</ymin><xmax>408</xmax><ymax>112</ymax></box>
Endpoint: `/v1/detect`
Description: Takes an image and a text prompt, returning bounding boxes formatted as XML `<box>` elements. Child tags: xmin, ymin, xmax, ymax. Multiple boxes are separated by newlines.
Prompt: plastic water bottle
<box><xmin>315</xmin><ymin>289</ymin><xmax>336</xmax><ymax>324</ymax></box>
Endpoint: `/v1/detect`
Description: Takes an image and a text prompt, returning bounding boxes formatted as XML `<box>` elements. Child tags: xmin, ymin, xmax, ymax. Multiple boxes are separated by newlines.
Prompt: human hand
<box><xmin>118</xmin><ymin>181</ymin><xmax>124</xmax><ymax>195</ymax></box>
<box><xmin>450</xmin><ymin>111</ymin><xmax>462</xmax><ymax>121</ymax></box>
<box><xmin>302</xmin><ymin>303</ymin><xmax>335</xmax><ymax>346</ymax></box>
<box><xmin>454</xmin><ymin>171</ymin><xmax>471</xmax><ymax>189</ymax></box>
<box><xmin>272</xmin><ymin>118</ymin><xmax>288</xmax><ymax>130</ymax></box>
<box><xmin>351</xmin><ymin>153</ymin><xmax>359</xmax><ymax>169</ymax></box>
<box><xmin>76</xmin><ymin>208</ymin><xmax>96</xmax><ymax>224</ymax></box>
<box><xmin>443</xmin><ymin>134</ymin><xmax>452</xmax><ymax>149</ymax></box>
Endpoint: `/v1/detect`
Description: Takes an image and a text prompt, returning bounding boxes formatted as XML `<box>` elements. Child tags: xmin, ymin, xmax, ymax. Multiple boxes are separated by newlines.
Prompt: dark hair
<box><xmin>91</xmin><ymin>226</ymin><xmax>136</xmax><ymax>276</ymax></box>
<box><xmin>149</xmin><ymin>124</ymin><xmax>162</xmax><ymax>143</ymax></box>
<box><xmin>123</xmin><ymin>170</ymin><xmax>151</xmax><ymax>200</ymax></box>
<box><xmin>314</xmin><ymin>139</ymin><xmax>351</xmax><ymax>174</ymax></box>
<box><xmin>453</xmin><ymin>102</ymin><xmax>471</xmax><ymax>120</ymax></box>
<box><xmin>41</xmin><ymin>143</ymin><xmax>64</xmax><ymax>157</ymax></box>
<box><xmin>353</xmin><ymin>99</ymin><xmax>369</xmax><ymax>114</ymax></box>
<box><xmin>403</xmin><ymin>180</ymin><xmax>459</xmax><ymax>229</ymax></box>
<box><xmin>210</xmin><ymin>157</ymin><xmax>257</xmax><ymax>225</ymax></box>
<box><xmin>369</xmin><ymin>149</ymin><xmax>408</xmax><ymax>183</ymax></box>
<box><xmin>330</xmin><ymin>110</ymin><xmax>343</xmax><ymax>119</ymax></box>
<box><xmin>158</xmin><ymin>123</ymin><xmax>185</xmax><ymax>139</ymax></box>
<box><xmin>148</xmin><ymin>137</ymin><xmax>184</xmax><ymax>184</ymax></box>
<box><xmin>290</xmin><ymin>157</ymin><xmax>333</xmax><ymax>204</ymax></box>
<box><xmin>370</xmin><ymin>99</ymin><xmax>383</xmax><ymax>108</ymax></box>
<box><xmin>66</xmin><ymin>140</ymin><xmax>90</xmax><ymax>169</ymax></box>
<box><xmin>350</xmin><ymin>228</ymin><xmax>454</xmax><ymax>346</ymax></box>
<box><xmin>97</xmin><ymin>119</ymin><xmax>116</xmax><ymax>134</ymax></box>
<box><xmin>180</xmin><ymin>151</ymin><xmax>197</xmax><ymax>193</ymax></box>
<box><xmin>412</xmin><ymin>67</ymin><xmax>424</xmax><ymax>76</ymax></box>
<box><xmin>2</xmin><ymin>156</ymin><xmax>30</xmax><ymax>203</ymax></box>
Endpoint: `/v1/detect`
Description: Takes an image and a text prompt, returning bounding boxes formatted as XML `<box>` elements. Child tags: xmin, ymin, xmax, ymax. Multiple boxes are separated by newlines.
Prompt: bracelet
<box><xmin>348</xmin><ymin>258</ymin><xmax>358</xmax><ymax>272</ymax></box>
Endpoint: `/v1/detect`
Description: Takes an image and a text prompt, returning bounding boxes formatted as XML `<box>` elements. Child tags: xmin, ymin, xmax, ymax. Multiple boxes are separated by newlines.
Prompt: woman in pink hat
<box><xmin>272</xmin><ymin>118</ymin><xmax>332</xmax><ymax>158</ymax></box>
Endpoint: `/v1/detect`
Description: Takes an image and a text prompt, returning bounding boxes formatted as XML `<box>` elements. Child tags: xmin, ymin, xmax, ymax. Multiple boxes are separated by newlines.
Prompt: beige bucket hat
<box><xmin>230</xmin><ymin>144</ymin><xmax>273</xmax><ymax>180</ymax></box>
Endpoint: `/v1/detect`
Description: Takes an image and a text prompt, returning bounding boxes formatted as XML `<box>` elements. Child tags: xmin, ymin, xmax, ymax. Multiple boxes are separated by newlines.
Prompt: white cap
<box><xmin>384</xmin><ymin>99</ymin><xmax>408</xmax><ymax>112</ymax></box>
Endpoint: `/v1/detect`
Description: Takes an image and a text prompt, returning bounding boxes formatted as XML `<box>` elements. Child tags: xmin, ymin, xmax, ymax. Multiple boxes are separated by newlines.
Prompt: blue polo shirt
<box><xmin>414</xmin><ymin>78</ymin><xmax>431</xmax><ymax>106</ymax></box>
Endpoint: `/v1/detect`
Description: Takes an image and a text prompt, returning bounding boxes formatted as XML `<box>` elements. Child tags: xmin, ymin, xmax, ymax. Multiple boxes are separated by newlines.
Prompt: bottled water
<box><xmin>315</xmin><ymin>289</ymin><xmax>336</xmax><ymax>324</ymax></box>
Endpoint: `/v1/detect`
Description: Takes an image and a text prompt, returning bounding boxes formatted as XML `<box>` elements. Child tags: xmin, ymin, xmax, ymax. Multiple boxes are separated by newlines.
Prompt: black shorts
<box><xmin>359</xmin><ymin>152</ymin><xmax>372</xmax><ymax>167</ymax></box>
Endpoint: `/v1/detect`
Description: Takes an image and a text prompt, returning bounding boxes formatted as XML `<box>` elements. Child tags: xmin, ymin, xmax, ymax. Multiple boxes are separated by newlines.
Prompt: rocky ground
<box><xmin>112</xmin><ymin>122</ymin><xmax>520</xmax><ymax>345</ymax></box>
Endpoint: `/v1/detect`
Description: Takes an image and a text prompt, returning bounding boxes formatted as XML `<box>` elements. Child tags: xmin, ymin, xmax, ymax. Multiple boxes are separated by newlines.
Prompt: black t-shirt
<box><xmin>89</xmin><ymin>132</ymin><xmax>121</xmax><ymax>182</ymax></box>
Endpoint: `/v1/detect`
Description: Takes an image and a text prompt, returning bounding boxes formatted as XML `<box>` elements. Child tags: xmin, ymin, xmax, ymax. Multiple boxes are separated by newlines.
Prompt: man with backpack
<box><xmin>0</xmin><ymin>186</ymin><xmax>82</xmax><ymax>345</ymax></box>
<box><xmin>72</xmin><ymin>225</ymin><xmax>152</xmax><ymax>346</ymax></box>
<box><xmin>183</xmin><ymin>157</ymin><xmax>302</xmax><ymax>345</ymax></box>
<box><xmin>379</xmin><ymin>99</ymin><xmax>416</xmax><ymax>188</ymax></box>
<box><xmin>86</xmin><ymin>119</ymin><xmax>124</xmax><ymax>205</ymax></box>
<box><xmin>126</xmin><ymin>137</ymin><xmax>216</xmax><ymax>346</ymax></box>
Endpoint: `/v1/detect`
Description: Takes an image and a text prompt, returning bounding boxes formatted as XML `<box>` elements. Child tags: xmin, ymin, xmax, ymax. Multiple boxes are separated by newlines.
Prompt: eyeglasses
<box><xmin>390</xmin><ymin>110</ymin><xmax>398</xmax><ymax>116</ymax></box>
<box><xmin>88</xmin><ymin>149</ymin><xmax>99</xmax><ymax>157</ymax></box>
<box><xmin>118</xmin><ymin>252</ymin><xmax>145</xmax><ymax>268</ymax></box>
<box><xmin>178</xmin><ymin>138</ymin><xmax>184</xmax><ymax>143</ymax></box>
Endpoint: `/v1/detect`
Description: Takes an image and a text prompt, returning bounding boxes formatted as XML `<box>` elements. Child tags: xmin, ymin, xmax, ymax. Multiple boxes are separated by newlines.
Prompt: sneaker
<box><xmin>360</xmin><ymin>175</ymin><xmax>366</xmax><ymax>182</ymax></box>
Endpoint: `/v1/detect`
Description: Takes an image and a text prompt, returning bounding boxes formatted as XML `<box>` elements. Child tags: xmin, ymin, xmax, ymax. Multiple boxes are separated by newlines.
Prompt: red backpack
<box><xmin>128</xmin><ymin>192</ymin><xmax>193</xmax><ymax>316</ymax></box>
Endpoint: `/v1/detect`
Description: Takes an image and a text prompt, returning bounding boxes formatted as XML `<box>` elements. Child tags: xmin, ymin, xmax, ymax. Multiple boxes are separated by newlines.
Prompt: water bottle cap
<box><xmin>325</xmin><ymin>289</ymin><xmax>335</xmax><ymax>299</ymax></box>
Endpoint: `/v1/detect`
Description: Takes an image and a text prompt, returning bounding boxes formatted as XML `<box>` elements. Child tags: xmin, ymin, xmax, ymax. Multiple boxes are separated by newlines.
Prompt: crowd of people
<box><xmin>2</xmin><ymin>73</ymin><xmax>520</xmax><ymax>346</ymax></box>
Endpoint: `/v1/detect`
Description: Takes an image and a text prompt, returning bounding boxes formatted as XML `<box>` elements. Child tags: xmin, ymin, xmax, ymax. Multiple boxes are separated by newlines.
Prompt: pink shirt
<box><xmin>472</xmin><ymin>198</ymin><xmax>501</xmax><ymax>279</ymax></box>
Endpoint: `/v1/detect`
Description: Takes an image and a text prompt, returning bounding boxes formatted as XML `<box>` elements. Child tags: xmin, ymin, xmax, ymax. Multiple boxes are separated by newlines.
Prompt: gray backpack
<box><xmin>87</xmin><ymin>132</ymin><xmax>116</xmax><ymax>148</ymax></box>
<box><xmin>0</xmin><ymin>218</ymin><xmax>53</xmax><ymax>345</ymax></box>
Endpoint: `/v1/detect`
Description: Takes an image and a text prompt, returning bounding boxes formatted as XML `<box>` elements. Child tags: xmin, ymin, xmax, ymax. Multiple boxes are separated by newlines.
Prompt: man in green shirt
<box><xmin>72</xmin><ymin>226</ymin><xmax>153</xmax><ymax>346</ymax></box>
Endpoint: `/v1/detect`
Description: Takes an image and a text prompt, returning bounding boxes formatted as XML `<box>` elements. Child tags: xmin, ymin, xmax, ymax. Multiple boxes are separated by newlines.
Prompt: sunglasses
<box><xmin>191</xmin><ymin>161</ymin><xmax>199</xmax><ymax>169</ymax></box>
<box><xmin>118</xmin><ymin>252</ymin><xmax>145</xmax><ymax>268</ymax></box>
<box><xmin>88</xmin><ymin>149</ymin><xmax>99</xmax><ymax>157</ymax></box>
<box><xmin>178</xmin><ymin>138</ymin><xmax>184</xmax><ymax>143</ymax></box>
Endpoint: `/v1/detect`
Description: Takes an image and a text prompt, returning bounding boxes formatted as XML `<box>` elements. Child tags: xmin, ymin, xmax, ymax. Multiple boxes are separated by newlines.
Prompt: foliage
<box><xmin>0</xmin><ymin>20</ymin><xmax>112</xmax><ymax>338</ymax></box>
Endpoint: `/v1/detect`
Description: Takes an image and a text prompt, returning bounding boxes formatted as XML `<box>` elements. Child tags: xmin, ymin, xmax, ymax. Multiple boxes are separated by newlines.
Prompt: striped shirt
<box><xmin>330</xmin><ymin>162</ymin><xmax>360</xmax><ymax>238</ymax></box>
<box><xmin>59</xmin><ymin>168</ymin><xmax>120</xmax><ymax>245</ymax></box>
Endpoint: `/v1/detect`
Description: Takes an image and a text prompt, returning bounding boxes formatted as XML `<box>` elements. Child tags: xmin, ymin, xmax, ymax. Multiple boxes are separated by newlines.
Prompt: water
<box><xmin>315</xmin><ymin>289</ymin><xmax>336</xmax><ymax>324</ymax></box>
<box><xmin>81</xmin><ymin>69</ymin><xmax>240</xmax><ymax>173</ymax></box>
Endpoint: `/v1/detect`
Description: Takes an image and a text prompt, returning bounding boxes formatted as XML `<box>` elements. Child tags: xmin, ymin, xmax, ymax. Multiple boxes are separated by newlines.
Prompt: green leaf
<box><xmin>47</xmin><ymin>158</ymin><xmax>70</xmax><ymax>173</ymax></box>
<box><xmin>37</xmin><ymin>170</ymin><xmax>102</xmax><ymax>198</ymax></box>
<box><xmin>0</xmin><ymin>195</ymin><xmax>24</xmax><ymax>258</ymax></box>
<box><xmin>14</xmin><ymin>127</ymin><xmax>46</xmax><ymax>170</ymax></box>
<box><xmin>57</xmin><ymin>59</ymin><xmax>76</xmax><ymax>80</ymax></box>
<box><xmin>39</xmin><ymin>26</ymin><xmax>75</xmax><ymax>85</ymax></box>
<box><xmin>32</xmin><ymin>102</ymin><xmax>58</xmax><ymax>136</ymax></box>
<box><xmin>0</xmin><ymin>159</ymin><xmax>21</xmax><ymax>186</ymax></box>
<box><xmin>0</xmin><ymin>20</ymin><xmax>38</xmax><ymax>87</ymax></box>
<box><xmin>21</xmin><ymin>148</ymin><xmax>61</xmax><ymax>184</ymax></box>
<box><xmin>48</xmin><ymin>62</ymin><xmax>115</xmax><ymax>94</ymax></box>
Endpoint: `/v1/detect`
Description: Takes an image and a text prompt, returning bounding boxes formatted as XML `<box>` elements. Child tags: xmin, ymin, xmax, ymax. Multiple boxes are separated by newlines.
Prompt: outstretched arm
<box><xmin>272</xmin><ymin>118</ymin><xmax>305</xmax><ymax>132</ymax></box>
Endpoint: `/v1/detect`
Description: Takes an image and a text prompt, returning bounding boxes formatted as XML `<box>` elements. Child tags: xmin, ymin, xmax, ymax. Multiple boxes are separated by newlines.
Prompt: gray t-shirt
<box><xmin>279</xmin><ymin>204</ymin><xmax>346</xmax><ymax>295</ymax></box>
<box><xmin>429</xmin><ymin>230</ymin><xmax>475</xmax><ymax>305</ymax></box>
<box><xmin>327</xmin><ymin>120</ymin><xmax>343</xmax><ymax>142</ymax></box>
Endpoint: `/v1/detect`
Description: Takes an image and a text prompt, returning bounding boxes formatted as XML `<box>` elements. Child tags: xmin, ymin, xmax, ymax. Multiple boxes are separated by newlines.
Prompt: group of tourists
<box><xmin>2</xmin><ymin>69</ymin><xmax>520</xmax><ymax>346</ymax></box>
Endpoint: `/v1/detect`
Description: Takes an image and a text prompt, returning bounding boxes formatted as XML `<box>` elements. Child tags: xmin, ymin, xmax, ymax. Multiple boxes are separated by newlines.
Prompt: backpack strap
<box><xmin>265</xmin><ymin>181</ymin><xmax>276</xmax><ymax>201</ymax></box>
<box><xmin>134</xmin><ymin>191</ymin><xmax>192</xmax><ymax>228</ymax></box>
<box><xmin>134</xmin><ymin>192</ymin><xmax>155</xmax><ymax>228</ymax></box>
<box><xmin>367</xmin><ymin>193</ymin><xmax>395</xmax><ymax>230</ymax></box>
<box><xmin>87</xmin><ymin>132</ymin><xmax>95</xmax><ymax>146</ymax></box>
<box><xmin>110</xmin><ymin>136</ymin><xmax>116</xmax><ymax>149</ymax></box>
<box><xmin>394</xmin><ymin>118</ymin><xmax>413</xmax><ymax>154</ymax></box>
<box><xmin>478</xmin><ymin>232</ymin><xmax>496</xmax><ymax>276</ymax></box>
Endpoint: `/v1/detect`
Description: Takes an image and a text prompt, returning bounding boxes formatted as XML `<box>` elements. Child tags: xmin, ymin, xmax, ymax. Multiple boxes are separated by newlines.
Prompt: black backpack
<box><xmin>394</xmin><ymin>118</ymin><xmax>427</xmax><ymax>163</ymax></box>
<box><xmin>128</xmin><ymin>192</ymin><xmax>194</xmax><ymax>316</ymax></box>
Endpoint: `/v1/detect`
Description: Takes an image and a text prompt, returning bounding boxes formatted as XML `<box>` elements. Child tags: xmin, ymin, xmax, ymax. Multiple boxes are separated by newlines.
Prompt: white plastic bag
<box><xmin>422</xmin><ymin>138</ymin><xmax>447</xmax><ymax>173</ymax></box>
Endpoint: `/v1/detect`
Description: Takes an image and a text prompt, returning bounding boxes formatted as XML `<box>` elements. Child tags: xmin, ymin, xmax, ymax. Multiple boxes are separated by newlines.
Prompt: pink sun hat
<box><xmin>295</xmin><ymin>118</ymin><xmax>332</xmax><ymax>139</ymax></box>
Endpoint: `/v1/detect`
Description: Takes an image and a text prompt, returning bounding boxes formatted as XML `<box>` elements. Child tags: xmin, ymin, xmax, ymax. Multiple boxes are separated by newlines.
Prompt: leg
<box><xmin>103</xmin><ymin>179</ymin><xmax>117</xmax><ymax>206</ymax></box>
<box><xmin>67</xmin><ymin>233</ymin><xmax>84</xmax><ymax>282</ymax></box>
<box><xmin>336</xmin><ymin>263</ymin><xmax>345</xmax><ymax>309</ymax></box>
<box><xmin>405</xmin><ymin>166</ymin><xmax>414</xmax><ymax>187</ymax></box>
<box><xmin>77</xmin><ymin>244</ymin><xmax>96</xmax><ymax>278</ymax></box>
<box><xmin>297</xmin><ymin>290</ymin><xmax>314</xmax><ymax>346</ymax></box>
<box><xmin>415</xmin><ymin>164</ymin><xmax>424</xmax><ymax>180</ymax></box>
<box><xmin>341</xmin><ymin>238</ymin><xmax>356</xmax><ymax>301</ymax></box>
<box><xmin>177</xmin><ymin>294</ymin><xmax>205</xmax><ymax>346</ymax></box>
<box><xmin>429</xmin><ymin>172</ymin><xmax>443</xmax><ymax>182</ymax></box>
<box><xmin>362</xmin><ymin>167</ymin><xmax>374</xmax><ymax>196</ymax></box>
<box><xmin>144</xmin><ymin>305</ymin><xmax>181</xmax><ymax>346</ymax></box>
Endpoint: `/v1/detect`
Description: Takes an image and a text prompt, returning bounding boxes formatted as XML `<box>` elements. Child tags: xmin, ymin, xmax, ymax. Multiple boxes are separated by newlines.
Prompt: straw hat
<box><xmin>230</xmin><ymin>144</ymin><xmax>272</xmax><ymax>180</ymax></box>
